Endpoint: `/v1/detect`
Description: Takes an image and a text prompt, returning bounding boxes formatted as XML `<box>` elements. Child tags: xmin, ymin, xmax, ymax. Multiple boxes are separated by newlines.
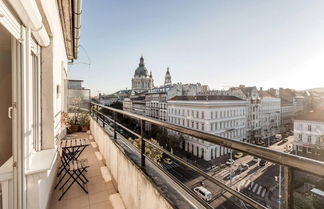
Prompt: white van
<box><xmin>275</xmin><ymin>134</ymin><xmax>282</xmax><ymax>140</ymax></box>
<box><xmin>193</xmin><ymin>186</ymin><xmax>212</xmax><ymax>201</ymax></box>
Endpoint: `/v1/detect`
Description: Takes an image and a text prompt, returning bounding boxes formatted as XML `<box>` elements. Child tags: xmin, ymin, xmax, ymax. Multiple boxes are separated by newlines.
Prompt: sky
<box><xmin>69</xmin><ymin>0</ymin><xmax>324</xmax><ymax>95</ymax></box>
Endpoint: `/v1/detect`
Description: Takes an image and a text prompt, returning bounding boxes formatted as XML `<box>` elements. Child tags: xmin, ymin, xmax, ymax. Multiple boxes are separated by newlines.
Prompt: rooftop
<box><xmin>169</xmin><ymin>95</ymin><xmax>243</xmax><ymax>101</ymax></box>
<box><xmin>295</xmin><ymin>108</ymin><xmax>324</xmax><ymax>122</ymax></box>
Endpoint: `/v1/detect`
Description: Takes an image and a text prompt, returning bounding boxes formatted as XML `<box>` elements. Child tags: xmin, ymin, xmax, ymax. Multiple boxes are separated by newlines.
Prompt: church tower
<box><xmin>164</xmin><ymin>66</ymin><xmax>172</xmax><ymax>86</ymax></box>
<box><xmin>131</xmin><ymin>56</ymin><xmax>154</xmax><ymax>91</ymax></box>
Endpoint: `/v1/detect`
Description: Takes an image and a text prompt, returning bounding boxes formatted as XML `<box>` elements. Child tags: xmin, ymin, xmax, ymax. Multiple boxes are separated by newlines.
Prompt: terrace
<box><xmin>1</xmin><ymin>102</ymin><xmax>324</xmax><ymax>209</ymax></box>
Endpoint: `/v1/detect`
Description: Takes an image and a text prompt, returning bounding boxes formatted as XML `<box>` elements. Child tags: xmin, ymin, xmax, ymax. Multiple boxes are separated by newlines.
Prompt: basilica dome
<box><xmin>134</xmin><ymin>56</ymin><xmax>149</xmax><ymax>77</ymax></box>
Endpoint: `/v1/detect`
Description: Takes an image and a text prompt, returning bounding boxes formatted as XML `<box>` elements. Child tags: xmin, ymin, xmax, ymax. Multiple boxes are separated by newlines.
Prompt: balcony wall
<box><xmin>90</xmin><ymin>117</ymin><xmax>173</xmax><ymax>209</ymax></box>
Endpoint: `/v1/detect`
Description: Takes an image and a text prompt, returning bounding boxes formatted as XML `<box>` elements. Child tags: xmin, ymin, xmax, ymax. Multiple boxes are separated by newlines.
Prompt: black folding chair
<box><xmin>58</xmin><ymin>159</ymin><xmax>89</xmax><ymax>200</ymax></box>
<box><xmin>55</xmin><ymin>138</ymin><xmax>89</xmax><ymax>184</ymax></box>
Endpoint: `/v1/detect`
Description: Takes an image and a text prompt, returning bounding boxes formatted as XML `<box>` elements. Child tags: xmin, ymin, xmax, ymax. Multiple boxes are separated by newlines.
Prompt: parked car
<box><xmin>225</xmin><ymin>172</ymin><xmax>236</xmax><ymax>180</ymax></box>
<box><xmin>259</xmin><ymin>159</ymin><xmax>267</xmax><ymax>166</ymax></box>
<box><xmin>163</xmin><ymin>158</ymin><xmax>173</xmax><ymax>165</ymax></box>
<box><xmin>234</xmin><ymin>152</ymin><xmax>243</xmax><ymax>159</ymax></box>
<box><xmin>193</xmin><ymin>186</ymin><xmax>212</xmax><ymax>201</ymax></box>
<box><xmin>226</xmin><ymin>159</ymin><xmax>235</xmax><ymax>166</ymax></box>
<box><xmin>238</xmin><ymin>163</ymin><xmax>249</xmax><ymax>172</ymax></box>
<box><xmin>252</xmin><ymin>157</ymin><xmax>259</xmax><ymax>163</ymax></box>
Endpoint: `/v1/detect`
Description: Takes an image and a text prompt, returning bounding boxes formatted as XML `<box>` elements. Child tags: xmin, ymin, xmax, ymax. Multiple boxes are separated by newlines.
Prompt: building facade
<box><xmin>167</xmin><ymin>95</ymin><xmax>247</xmax><ymax>161</ymax></box>
<box><xmin>259</xmin><ymin>93</ymin><xmax>281</xmax><ymax>142</ymax></box>
<box><xmin>145</xmin><ymin>91</ymin><xmax>168</xmax><ymax>121</ymax></box>
<box><xmin>164</xmin><ymin>67</ymin><xmax>172</xmax><ymax>86</ymax></box>
<box><xmin>0</xmin><ymin>0</ymin><xmax>82</xmax><ymax>208</ymax></box>
<box><xmin>229</xmin><ymin>86</ymin><xmax>262</xmax><ymax>142</ymax></box>
<box><xmin>293</xmin><ymin>109</ymin><xmax>324</xmax><ymax>161</ymax></box>
<box><xmin>131</xmin><ymin>56</ymin><xmax>154</xmax><ymax>91</ymax></box>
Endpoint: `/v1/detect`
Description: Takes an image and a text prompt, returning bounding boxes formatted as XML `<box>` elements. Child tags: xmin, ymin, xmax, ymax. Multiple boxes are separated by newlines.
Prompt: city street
<box><xmin>162</xmin><ymin>136</ymin><xmax>294</xmax><ymax>208</ymax></box>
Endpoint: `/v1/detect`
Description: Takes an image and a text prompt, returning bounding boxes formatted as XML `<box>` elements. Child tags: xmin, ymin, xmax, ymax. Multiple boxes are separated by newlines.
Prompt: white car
<box><xmin>238</xmin><ymin>163</ymin><xmax>249</xmax><ymax>172</ymax></box>
<box><xmin>193</xmin><ymin>186</ymin><xmax>212</xmax><ymax>201</ymax></box>
<box><xmin>252</xmin><ymin>157</ymin><xmax>259</xmax><ymax>162</ymax></box>
<box><xmin>225</xmin><ymin>159</ymin><xmax>234</xmax><ymax>166</ymax></box>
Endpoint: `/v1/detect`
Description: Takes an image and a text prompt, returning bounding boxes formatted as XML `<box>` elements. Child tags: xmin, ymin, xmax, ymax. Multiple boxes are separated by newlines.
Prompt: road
<box><xmin>99</xmin><ymin>116</ymin><xmax>295</xmax><ymax>208</ymax></box>
<box><xmin>180</xmin><ymin>136</ymin><xmax>294</xmax><ymax>208</ymax></box>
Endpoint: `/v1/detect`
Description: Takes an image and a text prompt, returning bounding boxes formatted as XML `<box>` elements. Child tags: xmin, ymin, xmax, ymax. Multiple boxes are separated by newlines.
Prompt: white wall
<box><xmin>90</xmin><ymin>118</ymin><xmax>174</xmax><ymax>209</ymax></box>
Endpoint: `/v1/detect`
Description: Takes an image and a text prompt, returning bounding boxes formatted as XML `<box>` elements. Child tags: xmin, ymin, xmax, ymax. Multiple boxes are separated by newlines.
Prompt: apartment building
<box><xmin>229</xmin><ymin>86</ymin><xmax>262</xmax><ymax>142</ymax></box>
<box><xmin>0</xmin><ymin>0</ymin><xmax>81</xmax><ymax>208</ymax></box>
<box><xmin>293</xmin><ymin>109</ymin><xmax>324</xmax><ymax>161</ymax></box>
<box><xmin>145</xmin><ymin>91</ymin><xmax>168</xmax><ymax>121</ymax></box>
<box><xmin>167</xmin><ymin>95</ymin><xmax>247</xmax><ymax>161</ymax></box>
<box><xmin>259</xmin><ymin>91</ymin><xmax>281</xmax><ymax>142</ymax></box>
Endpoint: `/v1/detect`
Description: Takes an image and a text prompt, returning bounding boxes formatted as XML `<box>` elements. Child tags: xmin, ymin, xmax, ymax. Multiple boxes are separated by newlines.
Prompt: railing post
<box><xmin>90</xmin><ymin>103</ymin><xmax>93</xmax><ymax>116</ymax></box>
<box><xmin>284</xmin><ymin>167</ymin><xmax>294</xmax><ymax>209</ymax></box>
<box><xmin>114</xmin><ymin>111</ymin><xmax>117</xmax><ymax>140</ymax></box>
<box><xmin>141</xmin><ymin>120</ymin><xmax>146</xmax><ymax>168</ymax></box>
<box><xmin>102</xmin><ymin>111</ymin><xmax>105</xmax><ymax>129</ymax></box>
<box><xmin>96</xmin><ymin>104</ymin><xmax>99</xmax><ymax>122</ymax></box>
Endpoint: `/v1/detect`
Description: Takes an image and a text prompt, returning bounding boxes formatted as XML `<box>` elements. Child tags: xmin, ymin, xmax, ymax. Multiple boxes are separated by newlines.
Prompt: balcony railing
<box><xmin>90</xmin><ymin>102</ymin><xmax>324</xmax><ymax>209</ymax></box>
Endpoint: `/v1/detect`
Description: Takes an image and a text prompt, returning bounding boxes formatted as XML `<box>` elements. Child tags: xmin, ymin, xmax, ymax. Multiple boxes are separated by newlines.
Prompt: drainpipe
<box><xmin>73</xmin><ymin>0</ymin><xmax>82</xmax><ymax>59</ymax></box>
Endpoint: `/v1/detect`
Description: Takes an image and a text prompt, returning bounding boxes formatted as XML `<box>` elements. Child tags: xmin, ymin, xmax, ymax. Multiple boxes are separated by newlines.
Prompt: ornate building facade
<box><xmin>131</xmin><ymin>56</ymin><xmax>154</xmax><ymax>91</ymax></box>
<box><xmin>164</xmin><ymin>67</ymin><xmax>172</xmax><ymax>86</ymax></box>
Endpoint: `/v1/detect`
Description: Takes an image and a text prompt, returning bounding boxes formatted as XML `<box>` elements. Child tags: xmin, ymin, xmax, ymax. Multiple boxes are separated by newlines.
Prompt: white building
<box><xmin>0</xmin><ymin>0</ymin><xmax>82</xmax><ymax>208</ymax></box>
<box><xmin>259</xmin><ymin>91</ymin><xmax>281</xmax><ymax>142</ymax></box>
<box><xmin>167</xmin><ymin>95</ymin><xmax>247</xmax><ymax>161</ymax></box>
<box><xmin>293</xmin><ymin>109</ymin><xmax>324</xmax><ymax>161</ymax></box>
<box><xmin>229</xmin><ymin>86</ymin><xmax>262</xmax><ymax>142</ymax></box>
<box><xmin>145</xmin><ymin>92</ymin><xmax>167</xmax><ymax>121</ymax></box>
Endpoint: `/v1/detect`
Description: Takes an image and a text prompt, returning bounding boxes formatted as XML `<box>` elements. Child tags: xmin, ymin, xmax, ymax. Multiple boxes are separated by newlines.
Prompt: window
<box><xmin>215</xmin><ymin>111</ymin><xmax>218</xmax><ymax>118</ymax></box>
<box><xmin>297</xmin><ymin>145</ymin><xmax>302</xmax><ymax>152</ymax></box>
<box><xmin>196</xmin><ymin>111</ymin><xmax>199</xmax><ymax>118</ymax></box>
<box><xmin>192</xmin><ymin>110</ymin><xmax>194</xmax><ymax>117</ymax></box>
<box><xmin>307</xmin><ymin>136</ymin><xmax>312</xmax><ymax>143</ymax></box>
<box><xmin>202</xmin><ymin>111</ymin><xmax>204</xmax><ymax>119</ymax></box>
<box><xmin>211</xmin><ymin>112</ymin><xmax>213</xmax><ymax>119</ymax></box>
<box><xmin>201</xmin><ymin>123</ymin><xmax>205</xmax><ymax>131</ymax></box>
<box><xmin>298</xmin><ymin>134</ymin><xmax>302</xmax><ymax>141</ymax></box>
<box><xmin>187</xmin><ymin>110</ymin><xmax>189</xmax><ymax>116</ymax></box>
<box><xmin>308</xmin><ymin>125</ymin><xmax>312</xmax><ymax>131</ymax></box>
<box><xmin>192</xmin><ymin>121</ymin><xmax>194</xmax><ymax>128</ymax></box>
<box><xmin>196</xmin><ymin>122</ymin><xmax>199</xmax><ymax>129</ymax></box>
<box><xmin>31</xmin><ymin>46</ymin><xmax>42</xmax><ymax>151</ymax></box>
<box><xmin>307</xmin><ymin>147</ymin><xmax>312</xmax><ymax>154</ymax></box>
<box><xmin>187</xmin><ymin>120</ymin><xmax>189</xmax><ymax>127</ymax></box>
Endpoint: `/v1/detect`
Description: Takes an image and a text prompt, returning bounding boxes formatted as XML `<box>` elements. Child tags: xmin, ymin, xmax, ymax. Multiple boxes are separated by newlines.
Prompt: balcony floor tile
<box><xmin>49</xmin><ymin>132</ymin><xmax>116</xmax><ymax>209</ymax></box>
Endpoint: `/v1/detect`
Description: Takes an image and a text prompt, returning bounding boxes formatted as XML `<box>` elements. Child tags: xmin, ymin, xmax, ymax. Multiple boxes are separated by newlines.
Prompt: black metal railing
<box><xmin>90</xmin><ymin>102</ymin><xmax>324</xmax><ymax>209</ymax></box>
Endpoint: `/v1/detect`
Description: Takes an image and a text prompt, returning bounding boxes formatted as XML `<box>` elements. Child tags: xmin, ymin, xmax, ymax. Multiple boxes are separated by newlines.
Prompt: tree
<box><xmin>132</xmin><ymin>138</ymin><xmax>163</xmax><ymax>162</ymax></box>
<box><xmin>110</xmin><ymin>101</ymin><xmax>123</xmax><ymax>110</ymax></box>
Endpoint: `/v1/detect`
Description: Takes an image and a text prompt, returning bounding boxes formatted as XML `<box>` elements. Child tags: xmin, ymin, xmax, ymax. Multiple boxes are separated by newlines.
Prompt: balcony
<box><xmin>3</xmin><ymin>102</ymin><xmax>323</xmax><ymax>209</ymax></box>
<box><xmin>84</xmin><ymin>103</ymin><xmax>324</xmax><ymax>209</ymax></box>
